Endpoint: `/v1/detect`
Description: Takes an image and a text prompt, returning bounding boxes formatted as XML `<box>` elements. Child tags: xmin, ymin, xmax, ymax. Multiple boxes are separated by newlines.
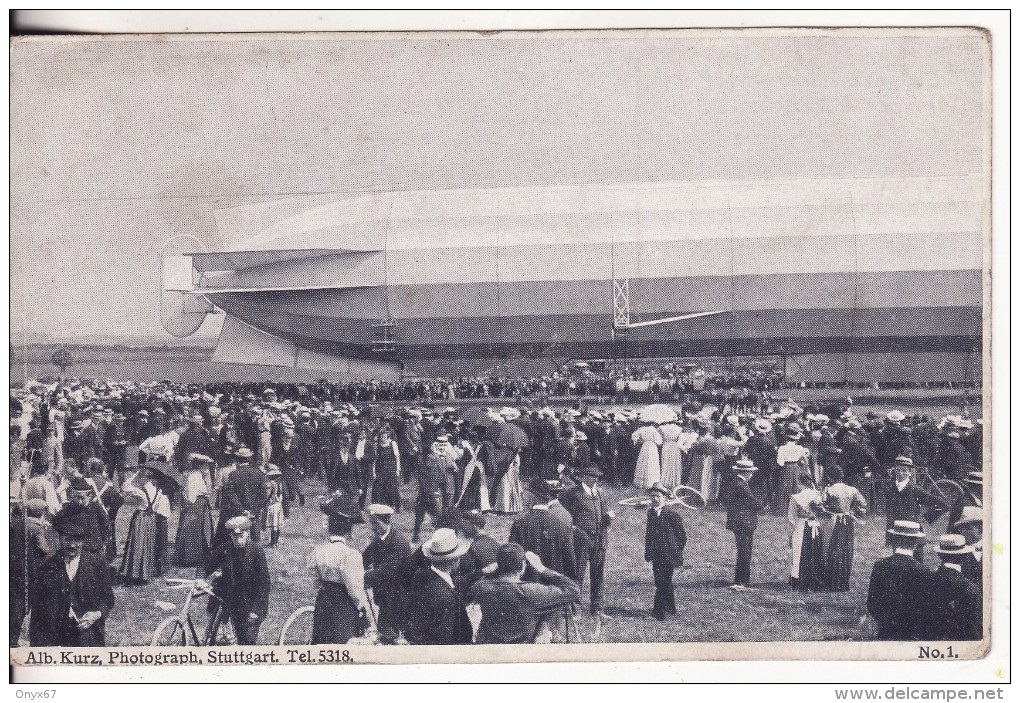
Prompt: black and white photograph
<box><xmin>9</xmin><ymin>14</ymin><xmax>1002</xmax><ymax>680</ymax></box>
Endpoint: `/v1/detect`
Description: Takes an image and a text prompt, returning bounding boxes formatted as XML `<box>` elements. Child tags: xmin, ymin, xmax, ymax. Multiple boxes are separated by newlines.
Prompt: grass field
<box><xmin>80</xmin><ymin>476</ymin><xmax>959</xmax><ymax>647</ymax></box>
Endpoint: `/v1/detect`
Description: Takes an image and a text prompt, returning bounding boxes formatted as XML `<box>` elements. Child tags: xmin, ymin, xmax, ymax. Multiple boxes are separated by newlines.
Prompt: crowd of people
<box><xmin>9</xmin><ymin>377</ymin><xmax>985</xmax><ymax>647</ymax></box>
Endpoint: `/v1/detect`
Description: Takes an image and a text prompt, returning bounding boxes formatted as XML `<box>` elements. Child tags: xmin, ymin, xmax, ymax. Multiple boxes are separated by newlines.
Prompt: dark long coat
<box><xmin>509</xmin><ymin>508</ymin><xmax>578</xmax><ymax>579</ymax></box>
<box><xmin>920</xmin><ymin>566</ymin><xmax>982</xmax><ymax>641</ymax></box>
<box><xmin>30</xmin><ymin>552</ymin><xmax>115</xmax><ymax>646</ymax></box>
<box><xmin>866</xmin><ymin>553</ymin><xmax>931</xmax><ymax>640</ymax></box>
<box><xmin>559</xmin><ymin>485</ymin><xmax>611</xmax><ymax>551</ymax></box>
<box><xmin>725</xmin><ymin>476</ymin><xmax>763</xmax><ymax>534</ymax></box>
<box><xmin>404</xmin><ymin>568</ymin><xmax>473</xmax><ymax>645</ymax></box>
<box><xmin>205</xmin><ymin>541</ymin><xmax>271</xmax><ymax>623</ymax></box>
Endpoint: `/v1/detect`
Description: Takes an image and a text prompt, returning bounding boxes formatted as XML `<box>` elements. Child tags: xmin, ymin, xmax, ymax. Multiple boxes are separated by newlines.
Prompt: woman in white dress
<box><xmin>631</xmin><ymin>423</ymin><xmax>664</xmax><ymax>489</ymax></box>
<box><xmin>657</xmin><ymin>422</ymin><xmax>683</xmax><ymax>489</ymax></box>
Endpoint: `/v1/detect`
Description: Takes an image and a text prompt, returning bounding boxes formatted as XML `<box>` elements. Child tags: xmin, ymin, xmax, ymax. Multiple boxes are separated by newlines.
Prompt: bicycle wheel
<box><xmin>933</xmin><ymin>479</ymin><xmax>965</xmax><ymax>510</ymax></box>
<box><xmin>151</xmin><ymin>617</ymin><xmax>190</xmax><ymax>646</ymax></box>
<box><xmin>279</xmin><ymin>606</ymin><xmax>316</xmax><ymax>646</ymax></box>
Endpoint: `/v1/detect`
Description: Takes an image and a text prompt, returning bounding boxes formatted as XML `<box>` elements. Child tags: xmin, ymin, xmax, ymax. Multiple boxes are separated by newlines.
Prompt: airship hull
<box><xmin>171</xmin><ymin>177</ymin><xmax>984</xmax><ymax>383</ymax></box>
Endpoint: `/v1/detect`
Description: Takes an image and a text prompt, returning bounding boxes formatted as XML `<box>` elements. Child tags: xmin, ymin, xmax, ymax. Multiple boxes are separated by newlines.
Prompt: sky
<box><xmin>10</xmin><ymin>29</ymin><xmax>987</xmax><ymax>342</ymax></box>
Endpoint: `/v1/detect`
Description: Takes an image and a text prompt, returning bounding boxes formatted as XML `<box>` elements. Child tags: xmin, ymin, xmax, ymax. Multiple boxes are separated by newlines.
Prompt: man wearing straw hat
<box><xmin>919</xmin><ymin>534</ymin><xmax>982</xmax><ymax>641</ymax></box>
<box><xmin>726</xmin><ymin>458</ymin><xmax>763</xmax><ymax>586</ymax></box>
<box><xmin>953</xmin><ymin>506</ymin><xmax>984</xmax><ymax>585</ymax></box>
<box><xmin>404</xmin><ymin>528</ymin><xmax>473</xmax><ymax>645</ymax></box>
<box><xmin>644</xmin><ymin>482</ymin><xmax>687</xmax><ymax>620</ymax></box>
<box><xmin>867</xmin><ymin>520</ymin><xmax>931</xmax><ymax>640</ymax></box>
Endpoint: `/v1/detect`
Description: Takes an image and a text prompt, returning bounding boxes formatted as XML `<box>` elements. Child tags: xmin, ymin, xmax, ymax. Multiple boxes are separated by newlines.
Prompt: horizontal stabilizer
<box><xmin>188</xmin><ymin>248</ymin><xmax>378</xmax><ymax>272</ymax></box>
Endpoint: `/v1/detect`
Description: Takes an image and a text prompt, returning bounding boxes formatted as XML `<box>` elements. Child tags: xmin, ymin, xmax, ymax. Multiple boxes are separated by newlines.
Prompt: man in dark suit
<box><xmin>362</xmin><ymin>503</ymin><xmax>414</xmax><ymax>644</ymax></box>
<box><xmin>29</xmin><ymin>515</ymin><xmax>115</xmax><ymax>646</ymax></box>
<box><xmin>725</xmin><ymin>459</ymin><xmax>763</xmax><ymax>586</ymax></box>
<box><xmin>644</xmin><ymin>483</ymin><xmax>688</xmax><ymax>620</ymax></box>
<box><xmin>404</xmin><ymin>528</ymin><xmax>473</xmax><ymax>645</ymax></box>
<box><xmin>215</xmin><ymin>447</ymin><xmax>268</xmax><ymax>545</ymax></box>
<box><xmin>885</xmin><ymin>457</ymin><xmax>945</xmax><ymax>542</ymax></box>
<box><xmin>509</xmin><ymin>478</ymin><xmax>578</xmax><ymax>579</ymax></box>
<box><xmin>919</xmin><ymin>534</ymin><xmax>982</xmax><ymax>641</ymax></box>
<box><xmin>205</xmin><ymin>514</ymin><xmax>271</xmax><ymax>645</ymax></box>
<box><xmin>559</xmin><ymin>466</ymin><xmax>613</xmax><ymax>616</ymax></box>
<box><xmin>867</xmin><ymin>520</ymin><xmax>931</xmax><ymax>640</ymax></box>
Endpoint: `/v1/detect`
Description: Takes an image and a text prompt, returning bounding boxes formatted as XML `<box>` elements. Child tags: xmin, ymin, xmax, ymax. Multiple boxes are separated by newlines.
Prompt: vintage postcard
<box><xmin>9</xmin><ymin>23</ymin><xmax>1002</xmax><ymax>681</ymax></box>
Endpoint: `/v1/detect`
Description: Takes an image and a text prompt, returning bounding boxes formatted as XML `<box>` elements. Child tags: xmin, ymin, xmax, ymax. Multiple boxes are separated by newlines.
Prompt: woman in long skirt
<box><xmin>819</xmin><ymin>466</ymin><xmax>868</xmax><ymax>591</ymax></box>
<box><xmin>174</xmin><ymin>457</ymin><xmax>215</xmax><ymax>566</ymax></box>
<box><xmin>491</xmin><ymin>448</ymin><xmax>524</xmax><ymax>514</ymax></box>
<box><xmin>119</xmin><ymin>471</ymin><xmax>173</xmax><ymax>583</ymax></box>
<box><xmin>631</xmin><ymin>423</ymin><xmax>664</xmax><ymax>489</ymax></box>
<box><xmin>264</xmin><ymin>468</ymin><xmax>285</xmax><ymax>547</ymax></box>
<box><xmin>657</xmin><ymin>422</ymin><xmax>683</xmax><ymax>489</ymax></box>
<box><xmin>787</xmin><ymin>474</ymin><xmax>825</xmax><ymax>591</ymax></box>
<box><xmin>371</xmin><ymin>432</ymin><xmax>402</xmax><ymax>511</ymax></box>
<box><xmin>309</xmin><ymin>507</ymin><xmax>370</xmax><ymax>644</ymax></box>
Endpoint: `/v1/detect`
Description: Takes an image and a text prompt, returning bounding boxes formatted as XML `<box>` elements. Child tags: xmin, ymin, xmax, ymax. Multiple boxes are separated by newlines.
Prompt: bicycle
<box><xmin>150</xmin><ymin>578</ymin><xmax>235</xmax><ymax>646</ymax></box>
<box><xmin>279</xmin><ymin>596</ymin><xmax>378</xmax><ymax>645</ymax></box>
<box><xmin>913</xmin><ymin>467</ymin><xmax>966</xmax><ymax>514</ymax></box>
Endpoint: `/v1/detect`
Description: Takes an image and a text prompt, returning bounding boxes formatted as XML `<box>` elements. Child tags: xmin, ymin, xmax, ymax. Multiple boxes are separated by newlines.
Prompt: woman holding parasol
<box><xmin>489</xmin><ymin>421</ymin><xmax>527</xmax><ymax>514</ymax></box>
<box><xmin>119</xmin><ymin>461</ymin><xmax>178</xmax><ymax>583</ymax></box>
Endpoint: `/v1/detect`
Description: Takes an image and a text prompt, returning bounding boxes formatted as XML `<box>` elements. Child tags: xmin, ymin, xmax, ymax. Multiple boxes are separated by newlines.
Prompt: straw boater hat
<box><xmin>964</xmin><ymin>471</ymin><xmax>983</xmax><ymax>486</ymax></box>
<box><xmin>235</xmin><ymin>447</ymin><xmax>254</xmax><ymax>461</ymax></box>
<box><xmin>892</xmin><ymin>456</ymin><xmax>914</xmax><ymax>468</ymax></box>
<box><xmin>886</xmin><ymin>520</ymin><xmax>925</xmax><ymax>540</ymax></box>
<box><xmin>753</xmin><ymin>418</ymin><xmax>773</xmax><ymax>433</ymax></box>
<box><xmin>365</xmin><ymin>503</ymin><xmax>395</xmax><ymax>520</ymax></box>
<box><xmin>422</xmin><ymin>528</ymin><xmax>470</xmax><ymax>562</ymax></box>
<box><xmin>224</xmin><ymin>514</ymin><xmax>252</xmax><ymax>533</ymax></box>
<box><xmin>499</xmin><ymin>407</ymin><xmax>521</xmax><ymax>421</ymax></box>
<box><xmin>733</xmin><ymin>458</ymin><xmax>758</xmax><ymax>473</ymax></box>
<box><xmin>886</xmin><ymin>410</ymin><xmax>905</xmax><ymax>424</ymax></box>
<box><xmin>934</xmin><ymin>534</ymin><xmax>973</xmax><ymax>557</ymax></box>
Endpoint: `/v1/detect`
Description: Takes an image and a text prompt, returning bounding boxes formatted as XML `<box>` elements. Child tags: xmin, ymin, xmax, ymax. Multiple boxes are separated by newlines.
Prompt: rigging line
<box><xmin>726</xmin><ymin>197</ymin><xmax>737</xmax><ymax>370</ymax></box>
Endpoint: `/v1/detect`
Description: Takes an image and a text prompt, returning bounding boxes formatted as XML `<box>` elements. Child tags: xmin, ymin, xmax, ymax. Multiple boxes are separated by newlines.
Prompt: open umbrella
<box><xmin>490</xmin><ymin>422</ymin><xmax>529</xmax><ymax>449</ymax></box>
<box><xmin>460</xmin><ymin>406</ymin><xmax>497</xmax><ymax>429</ymax></box>
<box><xmin>639</xmin><ymin>404</ymin><xmax>678</xmax><ymax>424</ymax></box>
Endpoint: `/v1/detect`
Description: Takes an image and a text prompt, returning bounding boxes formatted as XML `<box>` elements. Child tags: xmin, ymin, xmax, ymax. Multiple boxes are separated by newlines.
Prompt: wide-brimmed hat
<box><xmin>954</xmin><ymin>505</ymin><xmax>982</xmax><ymax>528</ymax></box>
<box><xmin>422</xmin><ymin>528</ymin><xmax>470</xmax><ymax>562</ymax></box>
<box><xmin>887</xmin><ymin>520</ymin><xmax>925</xmax><ymax>539</ymax></box>
<box><xmin>320</xmin><ymin>491</ymin><xmax>364</xmax><ymax>522</ymax></box>
<box><xmin>264</xmin><ymin>465</ymin><xmax>282</xmax><ymax>478</ymax></box>
<box><xmin>499</xmin><ymin>407</ymin><xmax>521</xmax><ymax>421</ymax></box>
<box><xmin>934</xmin><ymin>534</ymin><xmax>973</xmax><ymax>557</ymax></box>
<box><xmin>189</xmin><ymin>453</ymin><xmax>214</xmax><ymax>465</ymax></box>
<box><xmin>753</xmin><ymin>419</ymin><xmax>773</xmax><ymax>433</ymax></box>
<box><xmin>235</xmin><ymin>447</ymin><xmax>254</xmax><ymax>460</ymax></box>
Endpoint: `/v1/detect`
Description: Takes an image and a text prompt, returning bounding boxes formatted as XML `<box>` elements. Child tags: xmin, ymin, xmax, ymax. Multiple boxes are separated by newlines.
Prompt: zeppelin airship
<box><xmin>161</xmin><ymin>176</ymin><xmax>985</xmax><ymax>383</ymax></box>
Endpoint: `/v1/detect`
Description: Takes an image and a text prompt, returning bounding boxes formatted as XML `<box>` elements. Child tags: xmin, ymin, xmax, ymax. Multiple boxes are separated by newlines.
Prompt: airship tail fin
<box><xmin>212</xmin><ymin>316</ymin><xmax>402</xmax><ymax>380</ymax></box>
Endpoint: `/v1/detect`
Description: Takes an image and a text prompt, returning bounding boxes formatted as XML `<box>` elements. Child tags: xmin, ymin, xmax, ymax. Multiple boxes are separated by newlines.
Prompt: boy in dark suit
<box><xmin>509</xmin><ymin>478</ymin><xmax>578</xmax><ymax>580</ymax></box>
<box><xmin>725</xmin><ymin>459</ymin><xmax>763</xmax><ymax>585</ymax></box>
<box><xmin>644</xmin><ymin>483</ymin><xmax>687</xmax><ymax>619</ymax></box>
